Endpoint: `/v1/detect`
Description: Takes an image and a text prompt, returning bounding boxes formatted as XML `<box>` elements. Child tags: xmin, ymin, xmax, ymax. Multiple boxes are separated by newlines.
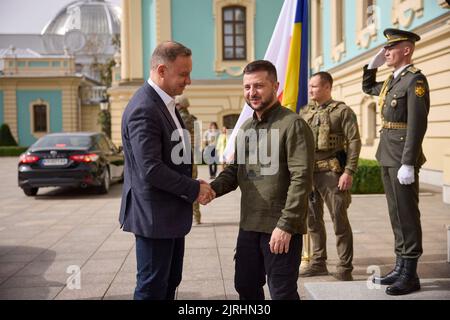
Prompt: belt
<box><xmin>382</xmin><ymin>121</ymin><xmax>407</xmax><ymax>129</ymax></box>
<box><xmin>314</xmin><ymin>157</ymin><xmax>343</xmax><ymax>173</ymax></box>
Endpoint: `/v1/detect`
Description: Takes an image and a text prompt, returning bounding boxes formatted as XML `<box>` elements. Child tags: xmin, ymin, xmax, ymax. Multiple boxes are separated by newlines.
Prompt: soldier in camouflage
<box><xmin>175</xmin><ymin>95</ymin><xmax>202</xmax><ymax>225</ymax></box>
<box><xmin>299</xmin><ymin>72</ymin><xmax>361</xmax><ymax>281</ymax></box>
<box><xmin>363</xmin><ymin>28</ymin><xmax>429</xmax><ymax>295</ymax></box>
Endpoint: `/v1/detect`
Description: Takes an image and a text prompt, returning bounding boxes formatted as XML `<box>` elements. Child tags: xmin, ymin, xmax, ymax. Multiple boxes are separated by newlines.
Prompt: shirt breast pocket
<box><xmin>390</xmin><ymin>90</ymin><xmax>407</xmax><ymax>122</ymax></box>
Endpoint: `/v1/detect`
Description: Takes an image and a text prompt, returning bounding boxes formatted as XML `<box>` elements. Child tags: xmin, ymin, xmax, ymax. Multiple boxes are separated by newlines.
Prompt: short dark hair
<box><xmin>151</xmin><ymin>41</ymin><xmax>192</xmax><ymax>70</ymax></box>
<box><xmin>311</xmin><ymin>71</ymin><xmax>333</xmax><ymax>88</ymax></box>
<box><xmin>210</xmin><ymin>122</ymin><xmax>218</xmax><ymax>129</ymax></box>
<box><xmin>243</xmin><ymin>60</ymin><xmax>278</xmax><ymax>82</ymax></box>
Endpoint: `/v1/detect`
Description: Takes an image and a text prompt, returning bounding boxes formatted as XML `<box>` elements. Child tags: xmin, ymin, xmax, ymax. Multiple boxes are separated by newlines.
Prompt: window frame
<box><xmin>29</xmin><ymin>99</ymin><xmax>50</xmax><ymax>138</ymax></box>
<box><xmin>213</xmin><ymin>0</ymin><xmax>255</xmax><ymax>76</ymax></box>
<box><xmin>222</xmin><ymin>6</ymin><xmax>247</xmax><ymax>61</ymax></box>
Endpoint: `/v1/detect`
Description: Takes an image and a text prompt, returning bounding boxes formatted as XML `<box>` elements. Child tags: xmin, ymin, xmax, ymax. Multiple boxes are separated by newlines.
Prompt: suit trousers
<box><xmin>134</xmin><ymin>235</ymin><xmax>185</xmax><ymax>300</ymax></box>
<box><xmin>307</xmin><ymin>171</ymin><xmax>353</xmax><ymax>273</ymax></box>
<box><xmin>234</xmin><ymin>228</ymin><xmax>302</xmax><ymax>300</ymax></box>
<box><xmin>381</xmin><ymin>167</ymin><xmax>423</xmax><ymax>259</ymax></box>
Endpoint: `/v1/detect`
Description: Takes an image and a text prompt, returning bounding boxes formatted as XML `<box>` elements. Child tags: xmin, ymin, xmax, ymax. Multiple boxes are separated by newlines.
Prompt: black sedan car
<box><xmin>18</xmin><ymin>132</ymin><xmax>124</xmax><ymax>196</ymax></box>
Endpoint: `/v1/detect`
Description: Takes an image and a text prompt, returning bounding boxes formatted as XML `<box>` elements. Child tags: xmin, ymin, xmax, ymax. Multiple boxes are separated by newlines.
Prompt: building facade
<box><xmin>0</xmin><ymin>0</ymin><xmax>121</xmax><ymax>147</ymax></box>
<box><xmin>0</xmin><ymin>47</ymin><xmax>104</xmax><ymax>146</ymax></box>
<box><xmin>111</xmin><ymin>0</ymin><xmax>450</xmax><ymax>201</ymax></box>
<box><xmin>109</xmin><ymin>0</ymin><xmax>284</xmax><ymax>145</ymax></box>
<box><xmin>311</xmin><ymin>0</ymin><xmax>450</xmax><ymax>201</ymax></box>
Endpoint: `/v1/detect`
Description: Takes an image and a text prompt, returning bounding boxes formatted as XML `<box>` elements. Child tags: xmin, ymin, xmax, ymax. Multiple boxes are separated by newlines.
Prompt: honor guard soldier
<box><xmin>300</xmin><ymin>71</ymin><xmax>361</xmax><ymax>281</ymax></box>
<box><xmin>362</xmin><ymin>28</ymin><xmax>430</xmax><ymax>295</ymax></box>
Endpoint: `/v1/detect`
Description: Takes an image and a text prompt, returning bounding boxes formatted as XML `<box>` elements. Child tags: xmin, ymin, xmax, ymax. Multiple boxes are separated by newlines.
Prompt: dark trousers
<box><xmin>381</xmin><ymin>167</ymin><xmax>422</xmax><ymax>259</ymax></box>
<box><xmin>134</xmin><ymin>235</ymin><xmax>185</xmax><ymax>300</ymax></box>
<box><xmin>234</xmin><ymin>228</ymin><xmax>302</xmax><ymax>300</ymax></box>
<box><xmin>208</xmin><ymin>147</ymin><xmax>217</xmax><ymax>177</ymax></box>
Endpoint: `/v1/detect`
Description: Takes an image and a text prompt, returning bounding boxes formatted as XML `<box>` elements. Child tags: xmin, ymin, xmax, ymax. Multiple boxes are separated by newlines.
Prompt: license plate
<box><xmin>42</xmin><ymin>158</ymin><xmax>68</xmax><ymax>166</ymax></box>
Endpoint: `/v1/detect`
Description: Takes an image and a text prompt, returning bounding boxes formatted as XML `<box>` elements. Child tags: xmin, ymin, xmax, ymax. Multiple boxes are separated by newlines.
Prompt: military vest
<box><xmin>302</xmin><ymin>101</ymin><xmax>346</xmax><ymax>151</ymax></box>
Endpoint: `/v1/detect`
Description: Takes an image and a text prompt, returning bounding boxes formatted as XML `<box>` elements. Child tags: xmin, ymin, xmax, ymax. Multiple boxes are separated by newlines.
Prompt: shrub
<box><xmin>0</xmin><ymin>146</ymin><xmax>28</xmax><ymax>157</ymax></box>
<box><xmin>0</xmin><ymin>123</ymin><xmax>18</xmax><ymax>146</ymax></box>
<box><xmin>351</xmin><ymin>158</ymin><xmax>384</xmax><ymax>194</ymax></box>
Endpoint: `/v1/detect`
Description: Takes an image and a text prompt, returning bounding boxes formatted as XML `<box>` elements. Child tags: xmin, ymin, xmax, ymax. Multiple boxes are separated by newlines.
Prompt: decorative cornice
<box><xmin>392</xmin><ymin>0</ymin><xmax>424</xmax><ymax>28</ymax></box>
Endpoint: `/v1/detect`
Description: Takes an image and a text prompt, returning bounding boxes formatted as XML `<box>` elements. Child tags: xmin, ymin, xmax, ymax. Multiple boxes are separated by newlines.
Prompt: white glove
<box><xmin>397</xmin><ymin>165</ymin><xmax>415</xmax><ymax>185</ymax></box>
<box><xmin>368</xmin><ymin>48</ymin><xmax>386</xmax><ymax>69</ymax></box>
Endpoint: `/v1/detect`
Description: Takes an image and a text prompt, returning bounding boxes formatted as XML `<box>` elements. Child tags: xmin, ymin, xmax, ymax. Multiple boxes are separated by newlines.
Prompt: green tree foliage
<box><xmin>98</xmin><ymin>110</ymin><xmax>111</xmax><ymax>138</ymax></box>
<box><xmin>0</xmin><ymin>123</ymin><xmax>18</xmax><ymax>146</ymax></box>
<box><xmin>351</xmin><ymin>159</ymin><xmax>385</xmax><ymax>194</ymax></box>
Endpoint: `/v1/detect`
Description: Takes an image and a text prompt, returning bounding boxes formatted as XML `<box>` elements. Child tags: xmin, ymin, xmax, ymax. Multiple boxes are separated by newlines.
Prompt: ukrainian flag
<box><xmin>281</xmin><ymin>0</ymin><xmax>309</xmax><ymax>113</ymax></box>
<box><xmin>223</xmin><ymin>0</ymin><xmax>309</xmax><ymax>159</ymax></box>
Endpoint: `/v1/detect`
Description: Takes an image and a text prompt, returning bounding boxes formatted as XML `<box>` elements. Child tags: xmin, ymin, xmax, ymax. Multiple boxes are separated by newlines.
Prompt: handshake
<box><xmin>196</xmin><ymin>179</ymin><xmax>216</xmax><ymax>205</ymax></box>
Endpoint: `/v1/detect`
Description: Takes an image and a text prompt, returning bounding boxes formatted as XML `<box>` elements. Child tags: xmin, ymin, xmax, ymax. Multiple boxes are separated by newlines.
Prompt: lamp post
<box><xmin>98</xmin><ymin>99</ymin><xmax>111</xmax><ymax>138</ymax></box>
<box><xmin>100</xmin><ymin>100</ymin><xmax>109</xmax><ymax>111</ymax></box>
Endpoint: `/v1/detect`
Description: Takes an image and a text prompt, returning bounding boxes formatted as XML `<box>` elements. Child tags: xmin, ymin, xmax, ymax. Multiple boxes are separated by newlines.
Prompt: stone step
<box><xmin>304</xmin><ymin>278</ymin><xmax>450</xmax><ymax>300</ymax></box>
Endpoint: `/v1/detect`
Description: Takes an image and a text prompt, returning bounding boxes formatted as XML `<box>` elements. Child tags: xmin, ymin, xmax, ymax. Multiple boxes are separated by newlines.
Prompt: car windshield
<box><xmin>33</xmin><ymin>135</ymin><xmax>92</xmax><ymax>148</ymax></box>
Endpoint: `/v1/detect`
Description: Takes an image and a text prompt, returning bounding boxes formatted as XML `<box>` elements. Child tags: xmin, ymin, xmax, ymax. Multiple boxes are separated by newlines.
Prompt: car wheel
<box><xmin>23</xmin><ymin>187</ymin><xmax>38</xmax><ymax>196</ymax></box>
<box><xmin>98</xmin><ymin>167</ymin><xmax>110</xmax><ymax>194</ymax></box>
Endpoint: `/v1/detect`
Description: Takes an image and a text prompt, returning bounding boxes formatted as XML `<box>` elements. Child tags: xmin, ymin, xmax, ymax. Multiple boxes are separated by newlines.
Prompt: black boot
<box><xmin>386</xmin><ymin>258</ymin><xmax>420</xmax><ymax>295</ymax></box>
<box><xmin>373</xmin><ymin>256</ymin><xmax>403</xmax><ymax>285</ymax></box>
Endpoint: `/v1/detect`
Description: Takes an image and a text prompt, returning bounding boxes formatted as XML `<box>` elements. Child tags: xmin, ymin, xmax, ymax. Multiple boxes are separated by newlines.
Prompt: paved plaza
<box><xmin>0</xmin><ymin>157</ymin><xmax>449</xmax><ymax>300</ymax></box>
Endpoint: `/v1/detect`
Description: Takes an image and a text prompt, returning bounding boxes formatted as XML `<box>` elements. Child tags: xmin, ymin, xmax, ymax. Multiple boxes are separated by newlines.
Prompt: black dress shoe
<box><xmin>373</xmin><ymin>256</ymin><xmax>403</xmax><ymax>285</ymax></box>
<box><xmin>386</xmin><ymin>258</ymin><xmax>421</xmax><ymax>296</ymax></box>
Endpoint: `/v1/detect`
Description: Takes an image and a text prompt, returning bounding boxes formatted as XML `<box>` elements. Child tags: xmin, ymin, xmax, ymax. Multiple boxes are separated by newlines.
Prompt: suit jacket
<box><xmin>119</xmin><ymin>82</ymin><xmax>200</xmax><ymax>238</ymax></box>
<box><xmin>362</xmin><ymin>65</ymin><xmax>429</xmax><ymax>168</ymax></box>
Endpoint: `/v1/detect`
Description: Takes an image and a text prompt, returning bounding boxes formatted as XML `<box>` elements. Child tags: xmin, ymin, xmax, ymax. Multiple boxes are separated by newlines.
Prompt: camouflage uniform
<box><xmin>300</xmin><ymin>99</ymin><xmax>361</xmax><ymax>276</ymax></box>
<box><xmin>178</xmin><ymin>107</ymin><xmax>201</xmax><ymax>224</ymax></box>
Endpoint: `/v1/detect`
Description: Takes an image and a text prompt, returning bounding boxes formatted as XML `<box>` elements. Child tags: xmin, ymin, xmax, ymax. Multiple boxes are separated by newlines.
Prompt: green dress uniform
<box><xmin>362</xmin><ymin>28</ymin><xmax>430</xmax><ymax>295</ymax></box>
<box><xmin>300</xmin><ymin>99</ymin><xmax>361</xmax><ymax>277</ymax></box>
<box><xmin>178</xmin><ymin>106</ymin><xmax>202</xmax><ymax>224</ymax></box>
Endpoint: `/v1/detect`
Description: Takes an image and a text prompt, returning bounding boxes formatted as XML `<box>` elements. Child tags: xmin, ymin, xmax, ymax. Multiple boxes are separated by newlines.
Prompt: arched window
<box><xmin>331</xmin><ymin>0</ymin><xmax>345</xmax><ymax>62</ymax></box>
<box><xmin>213</xmin><ymin>0</ymin><xmax>255</xmax><ymax>76</ymax></box>
<box><xmin>223</xmin><ymin>114</ymin><xmax>240</xmax><ymax>129</ymax></box>
<box><xmin>33</xmin><ymin>104</ymin><xmax>48</xmax><ymax>132</ymax></box>
<box><xmin>356</xmin><ymin>0</ymin><xmax>378</xmax><ymax>48</ymax></box>
<box><xmin>311</xmin><ymin>0</ymin><xmax>323</xmax><ymax>71</ymax></box>
<box><xmin>222</xmin><ymin>6</ymin><xmax>246</xmax><ymax>61</ymax></box>
<box><xmin>362</xmin><ymin>101</ymin><xmax>377</xmax><ymax>145</ymax></box>
<box><xmin>29</xmin><ymin>98</ymin><xmax>50</xmax><ymax>138</ymax></box>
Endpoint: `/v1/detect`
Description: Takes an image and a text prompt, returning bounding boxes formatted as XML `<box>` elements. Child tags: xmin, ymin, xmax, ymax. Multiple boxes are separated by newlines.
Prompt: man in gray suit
<box><xmin>362</xmin><ymin>28</ymin><xmax>430</xmax><ymax>295</ymax></box>
<box><xmin>119</xmin><ymin>41</ymin><xmax>215</xmax><ymax>300</ymax></box>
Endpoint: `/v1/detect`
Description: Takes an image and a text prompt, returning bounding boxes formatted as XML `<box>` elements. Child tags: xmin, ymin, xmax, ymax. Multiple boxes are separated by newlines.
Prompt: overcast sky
<box><xmin>0</xmin><ymin>0</ymin><xmax>121</xmax><ymax>34</ymax></box>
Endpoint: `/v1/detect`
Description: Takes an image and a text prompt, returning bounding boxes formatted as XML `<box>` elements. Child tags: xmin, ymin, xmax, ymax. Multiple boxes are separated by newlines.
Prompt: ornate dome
<box><xmin>41</xmin><ymin>0</ymin><xmax>121</xmax><ymax>56</ymax></box>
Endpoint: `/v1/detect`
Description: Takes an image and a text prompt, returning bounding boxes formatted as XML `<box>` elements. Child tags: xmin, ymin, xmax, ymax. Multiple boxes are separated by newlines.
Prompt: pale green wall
<box><xmin>321</xmin><ymin>0</ymin><xmax>450</xmax><ymax>70</ymax></box>
<box><xmin>142</xmin><ymin>0</ymin><xmax>156</xmax><ymax>80</ymax></box>
<box><xmin>141</xmin><ymin>0</ymin><xmax>284</xmax><ymax>80</ymax></box>
<box><xmin>255</xmin><ymin>0</ymin><xmax>283</xmax><ymax>59</ymax></box>
<box><xmin>16</xmin><ymin>90</ymin><xmax>62</xmax><ymax>146</ymax></box>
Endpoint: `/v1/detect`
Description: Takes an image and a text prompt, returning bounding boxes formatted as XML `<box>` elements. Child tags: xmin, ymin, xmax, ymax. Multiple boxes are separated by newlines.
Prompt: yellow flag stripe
<box><xmin>281</xmin><ymin>22</ymin><xmax>302</xmax><ymax>112</ymax></box>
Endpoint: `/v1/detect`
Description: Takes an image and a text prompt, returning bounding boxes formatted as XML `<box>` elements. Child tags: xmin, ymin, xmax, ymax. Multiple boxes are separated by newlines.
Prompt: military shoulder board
<box><xmin>407</xmin><ymin>66</ymin><xmax>420</xmax><ymax>74</ymax></box>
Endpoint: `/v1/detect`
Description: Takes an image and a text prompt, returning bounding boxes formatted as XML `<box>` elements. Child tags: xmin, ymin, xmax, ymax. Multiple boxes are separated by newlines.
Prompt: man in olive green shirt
<box><xmin>299</xmin><ymin>72</ymin><xmax>361</xmax><ymax>281</ymax></box>
<box><xmin>210</xmin><ymin>60</ymin><xmax>315</xmax><ymax>300</ymax></box>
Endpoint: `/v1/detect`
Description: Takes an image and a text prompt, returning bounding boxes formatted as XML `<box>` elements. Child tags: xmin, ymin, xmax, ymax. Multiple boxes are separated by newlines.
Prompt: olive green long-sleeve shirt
<box><xmin>211</xmin><ymin>103</ymin><xmax>315</xmax><ymax>235</ymax></box>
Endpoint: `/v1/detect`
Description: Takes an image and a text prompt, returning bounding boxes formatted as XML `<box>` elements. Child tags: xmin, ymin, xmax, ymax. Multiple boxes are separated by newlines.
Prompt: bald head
<box><xmin>151</xmin><ymin>41</ymin><xmax>192</xmax><ymax>70</ymax></box>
